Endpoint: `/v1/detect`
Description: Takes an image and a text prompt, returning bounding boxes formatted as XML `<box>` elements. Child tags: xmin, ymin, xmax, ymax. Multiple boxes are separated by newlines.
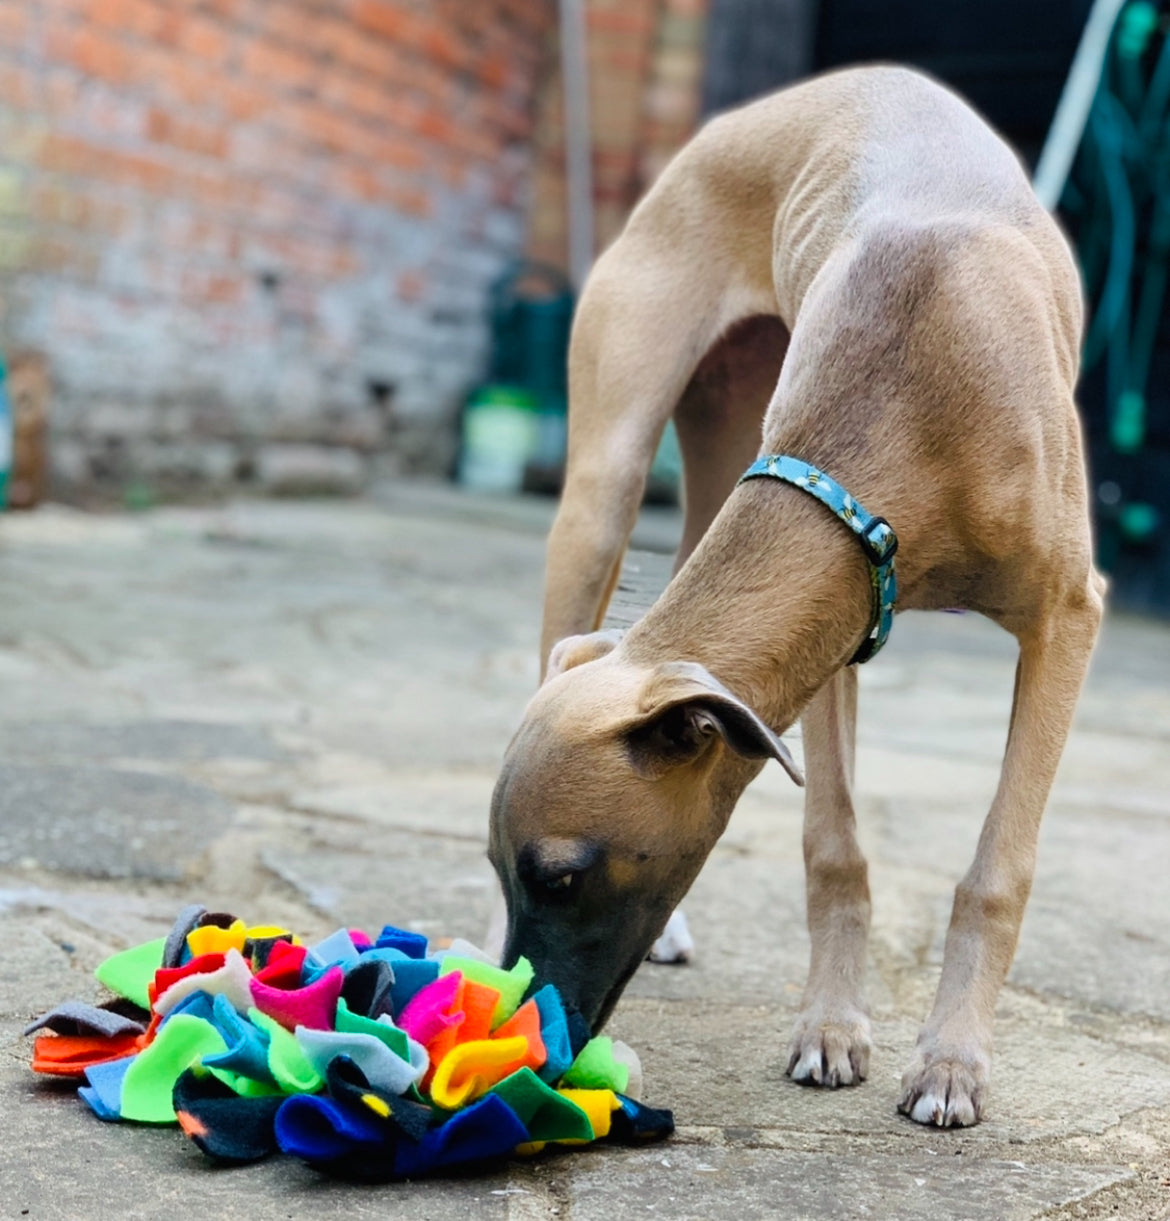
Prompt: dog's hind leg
<box><xmin>898</xmin><ymin>572</ymin><xmax>1104</xmax><ymax>1126</ymax></box>
<box><xmin>787</xmin><ymin>665</ymin><xmax>873</xmax><ymax>1086</ymax></box>
<box><xmin>673</xmin><ymin>315</ymin><xmax>790</xmax><ymax>570</ymax></box>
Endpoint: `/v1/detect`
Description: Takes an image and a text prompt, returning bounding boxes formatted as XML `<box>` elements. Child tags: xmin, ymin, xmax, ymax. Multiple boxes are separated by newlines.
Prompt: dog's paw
<box><xmin>647</xmin><ymin>909</ymin><xmax>694</xmax><ymax>965</ymax></box>
<box><xmin>786</xmin><ymin>1009</ymin><xmax>871</xmax><ymax>1087</ymax></box>
<box><xmin>897</xmin><ymin>1044</ymin><xmax>989</xmax><ymax>1127</ymax></box>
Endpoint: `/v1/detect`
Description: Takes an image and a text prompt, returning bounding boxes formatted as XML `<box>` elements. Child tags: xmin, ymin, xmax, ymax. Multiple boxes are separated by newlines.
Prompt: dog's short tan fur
<box><xmin>489</xmin><ymin>65</ymin><xmax>1105</xmax><ymax>1128</ymax></box>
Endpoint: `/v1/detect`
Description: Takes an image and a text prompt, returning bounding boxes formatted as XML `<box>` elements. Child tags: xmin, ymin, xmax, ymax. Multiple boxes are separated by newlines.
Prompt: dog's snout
<box><xmin>502</xmin><ymin>898</ymin><xmax>669</xmax><ymax>1033</ymax></box>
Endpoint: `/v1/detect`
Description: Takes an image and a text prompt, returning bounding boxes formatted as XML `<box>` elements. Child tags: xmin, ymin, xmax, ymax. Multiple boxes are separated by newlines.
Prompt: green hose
<box><xmin>1065</xmin><ymin>0</ymin><xmax>1169</xmax><ymax>527</ymax></box>
<box><xmin>1081</xmin><ymin>97</ymin><xmax>1135</xmax><ymax>373</ymax></box>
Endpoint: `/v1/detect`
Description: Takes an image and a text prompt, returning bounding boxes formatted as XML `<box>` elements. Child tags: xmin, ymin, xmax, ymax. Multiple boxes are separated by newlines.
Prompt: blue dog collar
<box><xmin>737</xmin><ymin>455</ymin><xmax>898</xmax><ymax>664</ymax></box>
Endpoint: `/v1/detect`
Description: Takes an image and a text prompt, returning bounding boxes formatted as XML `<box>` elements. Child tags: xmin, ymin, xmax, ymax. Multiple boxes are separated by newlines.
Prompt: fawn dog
<box><xmin>488</xmin><ymin>66</ymin><xmax>1104</xmax><ymax>1127</ymax></box>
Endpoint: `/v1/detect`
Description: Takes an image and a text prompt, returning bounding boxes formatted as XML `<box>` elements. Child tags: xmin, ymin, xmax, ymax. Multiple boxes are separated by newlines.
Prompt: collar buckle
<box><xmin>859</xmin><ymin>516</ymin><xmax>898</xmax><ymax>566</ymax></box>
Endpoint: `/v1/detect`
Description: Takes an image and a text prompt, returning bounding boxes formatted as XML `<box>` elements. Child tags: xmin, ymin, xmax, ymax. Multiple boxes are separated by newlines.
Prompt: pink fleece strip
<box><xmin>396</xmin><ymin>971</ymin><xmax>463</xmax><ymax>1046</ymax></box>
<box><xmin>249</xmin><ymin>965</ymin><xmax>344</xmax><ymax>1032</ymax></box>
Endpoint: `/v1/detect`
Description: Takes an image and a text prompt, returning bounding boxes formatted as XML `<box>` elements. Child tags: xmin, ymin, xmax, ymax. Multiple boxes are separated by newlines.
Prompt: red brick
<box><xmin>48</xmin><ymin>25</ymin><xmax>135</xmax><ymax>83</ymax></box>
<box><xmin>38</xmin><ymin>132</ymin><xmax>184</xmax><ymax>198</ymax></box>
<box><xmin>89</xmin><ymin>0</ymin><xmax>198</xmax><ymax>46</ymax></box>
<box><xmin>334</xmin><ymin>164</ymin><xmax>380</xmax><ymax>202</ymax></box>
<box><xmin>397</xmin><ymin>269</ymin><xmax>426</xmax><ymax>301</ymax></box>
<box><xmin>151</xmin><ymin>51</ymin><xmax>228</xmax><ymax>110</ymax></box>
<box><xmin>588</xmin><ymin>6</ymin><xmax>656</xmax><ymax>36</ymax></box>
<box><xmin>30</xmin><ymin>183</ymin><xmax>126</xmax><ymax>232</ymax></box>
<box><xmin>40</xmin><ymin>67</ymin><xmax>82</xmax><ymax>121</ymax></box>
<box><xmin>147</xmin><ymin>108</ymin><xmax>229</xmax><ymax>158</ymax></box>
<box><xmin>413</xmin><ymin>106</ymin><xmax>457</xmax><ymax>147</ymax></box>
<box><xmin>415</xmin><ymin>61</ymin><xmax>457</xmax><ymax>109</ymax></box>
<box><xmin>372</xmin><ymin>131</ymin><xmax>425</xmax><ymax>172</ymax></box>
<box><xmin>438</xmin><ymin>155</ymin><xmax>468</xmax><ymax>190</ymax></box>
<box><xmin>29</xmin><ymin>233</ymin><xmax>100</xmax><ymax>278</ymax></box>
<box><xmin>82</xmin><ymin>89</ymin><xmax>150</xmax><ymax>140</ymax></box>
<box><xmin>221</xmin><ymin>80</ymin><xmax>269</xmax><ymax>121</ymax></box>
<box><xmin>87</xmin><ymin>0</ymin><xmax>156</xmax><ymax>37</ymax></box>
<box><xmin>241</xmin><ymin>39</ymin><xmax>320</xmax><ymax>93</ymax></box>
<box><xmin>420</xmin><ymin>21</ymin><xmax>467</xmax><ymax>71</ymax></box>
<box><xmin>175</xmin><ymin>14</ymin><xmax>232</xmax><ymax>61</ymax></box>
<box><xmin>0</xmin><ymin>1</ymin><xmax>30</xmax><ymax>45</ymax></box>
<box><xmin>0</xmin><ymin>62</ymin><xmax>37</xmax><ymax>110</ymax></box>
<box><xmin>384</xmin><ymin>183</ymin><xmax>431</xmax><ymax>217</ymax></box>
<box><xmin>321</xmin><ymin>73</ymin><xmax>389</xmax><ymax>124</ymax></box>
<box><xmin>37</xmin><ymin>131</ymin><xmax>97</xmax><ymax>177</ymax></box>
<box><xmin>479</xmin><ymin>51</ymin><xmax>510</xmax><ymax>90</ymax></box>
<box><xmin>351</xmin><ymin>0</ymin><xmax>420</xmax><ymax>44</ymax></box>
<box><xmin>331</xmin><ymin>248</ymin><xmax>359</xmax><ymax>277</ymax></box>
<box><xmin>278</xmin><ymin>100</ymin><xmax>362</xmax><ymax>156</ymax></box>
<box><xmin>325</xmin><ymin>20</ymin><xmax>395</xmax><ymax>76</ymax></box>
<box><xmin>202</xmin><ymin>0</ymin><xmax>246</xmax><ymax>20</ymax></box>
<box><xmin>259</xmin><ymin>5</ymin><xmax>323</xmax><ymax>50</ymax></box>
<box><xmin>276</xmin><ymin>96</ymin><xmax>424</xmax><ymax>172</ymax></box>
<box><xmin>183</xmin><ymin>269</ymin><xmax>244</xmax><ymax>304</ymax></box>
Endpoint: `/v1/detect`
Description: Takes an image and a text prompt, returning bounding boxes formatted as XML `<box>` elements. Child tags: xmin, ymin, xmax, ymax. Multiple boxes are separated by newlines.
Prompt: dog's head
<box><xmin>488</xmin><ymin>630</ymin><xmax>803</xmax><ymax>1030</ymax></box>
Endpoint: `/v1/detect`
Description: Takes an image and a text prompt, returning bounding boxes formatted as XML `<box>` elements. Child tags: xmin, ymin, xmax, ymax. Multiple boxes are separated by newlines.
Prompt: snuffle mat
<box><xmin>24</xmin><ymin>903</ymin><xmax>673</xmax><ymax>1181</ymax></box>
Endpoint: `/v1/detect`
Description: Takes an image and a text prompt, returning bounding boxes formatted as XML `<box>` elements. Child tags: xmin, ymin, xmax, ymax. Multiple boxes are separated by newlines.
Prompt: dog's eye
<box><xmin>517</xmin><ymin>841</ymin><xmax>600</xmax><ymax>904</ymax></box>
<box><xmin>528</xmin><ymin>869</ymin><xmax>578</xmax><ymax>904</ymax></box>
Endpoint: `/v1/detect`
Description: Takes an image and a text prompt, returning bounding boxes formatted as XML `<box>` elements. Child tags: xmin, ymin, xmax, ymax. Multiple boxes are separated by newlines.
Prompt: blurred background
<box><xmin>0</xmin><ymin>0</ymin><xmax>1166</xmax><ymax>612</ymax></box>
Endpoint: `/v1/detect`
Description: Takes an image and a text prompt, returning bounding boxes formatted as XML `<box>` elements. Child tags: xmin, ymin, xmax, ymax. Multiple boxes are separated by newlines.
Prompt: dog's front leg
<box><xmin>541</xmin><ymin>465</ymin><xmax>647</xmax><ymax>671</ymax></box>
<box><xmin>898</xmin><ymin>577</ymin><xmax>1104</xmax><ymax>1126</ymax></box>
<box><xmin>787</xmin><ymin>665</ymin><xmax>873</xmax><ymax>1087</ymax></box>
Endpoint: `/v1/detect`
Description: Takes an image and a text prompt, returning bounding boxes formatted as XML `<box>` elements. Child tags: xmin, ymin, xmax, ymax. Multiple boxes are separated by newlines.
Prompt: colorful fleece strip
<box><xmin>26</xmin><ymin>905</ymin><xmax>673</xmax><ymax>1179</ymax></box>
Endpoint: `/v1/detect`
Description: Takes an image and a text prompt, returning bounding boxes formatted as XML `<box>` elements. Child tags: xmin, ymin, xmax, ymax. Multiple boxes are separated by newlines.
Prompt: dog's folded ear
<box><xmin>544</xmin><ymin>630</ymin><xmax>624</xmax><ymax>682</ymax></box>
<box><xmin>625</xmin><ymin>662</ymin><xmax>804</xmax><ymax>785</ymax></box>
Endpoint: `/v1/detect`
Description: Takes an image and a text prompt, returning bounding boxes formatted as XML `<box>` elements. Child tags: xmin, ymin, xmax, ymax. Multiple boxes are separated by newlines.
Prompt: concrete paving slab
<box><xmin>0</xmin><ymin>719</ymin><xmax>287</xmax><ymax>764</ymax></box>
<box><xmin>554</xmin><ymin>1145</ymin><xmax>1131</xmax><ymax>1221</ymax></box>
<box><xmin>606</xmin><ymin>999</ymin><xmax>1170</xmax><ymax>1144</ymax></box>
<box><xmin>0</xmin><ymin>490</ymin><xmax>1167</xmax><ymax>1220</ymax></box>
<box><xmin>0</xmin><ymin>1048</ymin><xmax>519</xmax><ymax>1221</ymax></box>
<box><xmin>261</xmin><ymin>832</ymin><xmax>499</xmax><ymax>948</ymax></box>
<box><xmin>0</xmin><ymin>764</ymin><xmax>234</xmax><ymax>880</ymax></box>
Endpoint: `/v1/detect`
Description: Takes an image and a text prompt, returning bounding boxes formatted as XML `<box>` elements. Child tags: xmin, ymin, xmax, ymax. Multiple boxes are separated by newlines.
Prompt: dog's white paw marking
<box><xmin>897</xmin><ymin>1045</ymin><xmax>988</xmax><ymax>1127</ymax></box>
<box><xmin>786</xmin><ymin>1010</ymin><xmax>871</xmax><ymax>1088</ymax></box>
<box><xmin>647</xmin><ymin>910</ymin><xmax>694</xmax><ymax>964</ymax></box>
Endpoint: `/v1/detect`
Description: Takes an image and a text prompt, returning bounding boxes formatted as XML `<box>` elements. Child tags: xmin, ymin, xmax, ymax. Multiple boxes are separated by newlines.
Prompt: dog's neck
<box><xmin>621</xmin><ymin>480</ymin><xmax>874</xmax><ymax>732</ymax></box>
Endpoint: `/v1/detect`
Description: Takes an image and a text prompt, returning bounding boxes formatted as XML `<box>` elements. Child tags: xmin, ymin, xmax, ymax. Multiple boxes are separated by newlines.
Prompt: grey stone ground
<box><xmin>0</xmin><ymin>484</ymin><xmax>1167</xmax><ymax>1221</ymax></box>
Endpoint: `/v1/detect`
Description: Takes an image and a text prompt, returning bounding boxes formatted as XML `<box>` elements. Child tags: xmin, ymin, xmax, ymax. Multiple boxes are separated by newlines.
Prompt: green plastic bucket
<box><xmin>458</xmin><ymin>385</ymin><xmax>540</xmax><ymax>493</ymax></box>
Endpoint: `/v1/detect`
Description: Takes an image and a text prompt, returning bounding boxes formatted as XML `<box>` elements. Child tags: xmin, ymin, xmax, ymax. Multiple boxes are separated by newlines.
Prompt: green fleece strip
<box><xmin>206</xmin><ymin>1066</ymin><xmax>285</xmax><ymax>1098</ymax></box>
<box><xmin>119</xmin><ymin>1016</ymin><xmax>227</xmax><ymax>1124</ymax></box>
<box><xmin>488</xmin><ymin>1067</ymin><xmax>593</xmax><ymax>1143</ymax></box>
<box><xmin>94</xmin><ymin>938</ymin><xmax>167</xmax><ymax>1011</ymax></box>
<box><xmin>248</xmin><ymin>1008</ymin><xmax>323</xmax><ymax>1095</ymax></box>
<box><xmin>562</xmin><ymin>1036</ymin><xmax>630</xmax><ymax>1094</ymax></box>
<box><xmin>437</xmin><ymin>956</ymin><xmax>534</xmax><ymax>1029</ymax></box>
<box><xmin>334</xmin><ymin>997</ymin><xmax>411</xmax><ymax>1061</ymax></box>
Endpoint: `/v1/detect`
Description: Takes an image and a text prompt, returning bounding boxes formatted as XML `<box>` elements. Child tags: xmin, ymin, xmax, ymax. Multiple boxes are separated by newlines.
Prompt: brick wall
<box><xmin>527</xmin><ymin>0</ymin><xmax>708</xmax><ymax>272</ymax></box>
<box><xmin>0</xmin><ymin>0</ymin><xmax>555</xmax><ymax>498</ymax></box>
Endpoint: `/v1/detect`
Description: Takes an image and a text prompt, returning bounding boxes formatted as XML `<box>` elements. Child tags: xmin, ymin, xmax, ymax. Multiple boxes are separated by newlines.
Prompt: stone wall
<box><xmin>0</xmin><ymin>0</ymin><xmax>555</xmax><ymax>498</ymax></box>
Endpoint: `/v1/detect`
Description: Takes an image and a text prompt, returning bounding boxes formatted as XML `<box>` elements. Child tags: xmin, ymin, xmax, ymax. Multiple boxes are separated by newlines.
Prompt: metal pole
<box><xmin>558</xmin><ymin>0</ymin><xmax>595</xmax><ymax>289</ymax></box>
<box><xmin>1034</xmin><ymin>0</ymin><xmax>1127</xmax><ymax>209</ymax></box>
